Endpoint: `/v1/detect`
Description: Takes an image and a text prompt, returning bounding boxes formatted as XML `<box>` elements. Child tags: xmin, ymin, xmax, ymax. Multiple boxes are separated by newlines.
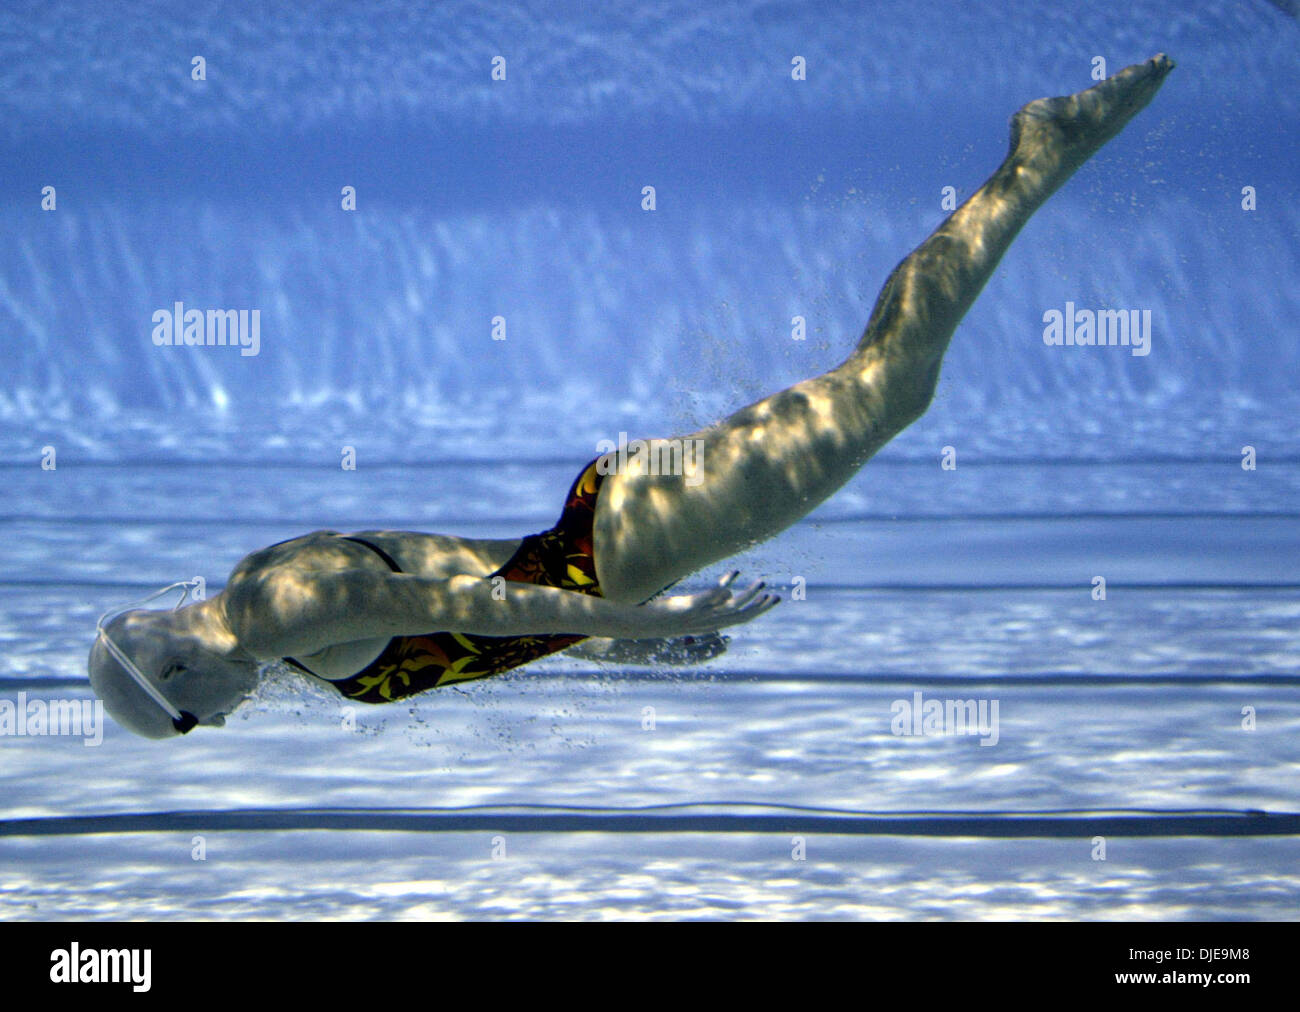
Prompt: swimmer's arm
<box><xmin>229</xmin><ymin>569</ymin><xmax>776</xmax><ymax>659</ymax></box>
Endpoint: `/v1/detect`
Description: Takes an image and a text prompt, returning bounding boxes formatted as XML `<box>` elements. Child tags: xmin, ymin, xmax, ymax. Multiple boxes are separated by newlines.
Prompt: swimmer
<box><xmin>89</xmin><ymin>55</ymin><xmax>1175</xmax><ymax>738</ymax></box>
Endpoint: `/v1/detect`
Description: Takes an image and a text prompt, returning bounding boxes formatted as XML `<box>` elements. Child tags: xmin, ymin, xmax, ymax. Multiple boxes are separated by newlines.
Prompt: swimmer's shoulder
<box><xmin>225</xmin><ymin>528</ymin><xmax>524</xmax><ymax>591</ymax></box>
<box><xmin>231</xmin><ymin>530</ymin><xmax>346</xmax><ymax>574</ymax></box>
<box><xmin>222</xmin><ymin>531</ymin><xmax>381</xmax><ymax>648</ymax></box>
<box><xmin>336</xmin><ymin>530</ymin><xmax>524</xmax><ymax>580</ymax></box>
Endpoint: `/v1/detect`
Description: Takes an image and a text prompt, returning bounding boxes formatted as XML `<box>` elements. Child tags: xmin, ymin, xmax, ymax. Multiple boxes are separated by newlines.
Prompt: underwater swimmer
<box><xmin>89</xmin><ymin>55</ymin><xmax>1174</xmax><ymax>738</ymax></box>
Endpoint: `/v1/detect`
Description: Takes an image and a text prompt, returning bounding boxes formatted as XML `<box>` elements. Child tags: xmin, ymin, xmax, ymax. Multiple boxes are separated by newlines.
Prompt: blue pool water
<box><xmin>1</xmin><ymin>1</ymin><xmax>1298</xmax><ymax>919</ymax></box>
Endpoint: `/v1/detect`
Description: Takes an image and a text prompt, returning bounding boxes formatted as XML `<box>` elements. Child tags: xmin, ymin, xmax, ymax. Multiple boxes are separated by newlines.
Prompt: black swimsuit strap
<box><xmin>338</xmin><ymin>535</ymin><xmax>403</xmax><ymax>573</ymax></box>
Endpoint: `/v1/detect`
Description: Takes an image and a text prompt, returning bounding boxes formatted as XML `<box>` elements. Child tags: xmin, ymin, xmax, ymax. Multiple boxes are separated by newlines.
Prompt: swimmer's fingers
<box><xmin>729</xmin><ymin>578</ymin><xmax>767</xmax><ymax>610</ymax></box>
<box><xmin>699</xmin><ymin>589</ymin><xmax>779</xmax><ymax>632</ymax></box>
<box><xmin>651</xmin><ymin>576</ymin><xmax>780</xmax><ymax>634</ymax></box>
<box><xmin>658</xmin><ymin>577</ymin><xmax>761</xmax><ymax>617</ymax></box>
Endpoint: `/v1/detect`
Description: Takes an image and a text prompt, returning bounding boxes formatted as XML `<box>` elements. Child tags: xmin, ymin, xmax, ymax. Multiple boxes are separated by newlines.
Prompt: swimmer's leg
<box><xmin>593</xmin><ymin>55</ymin><xmax>1174</xmax><ymax>603</ymax></box>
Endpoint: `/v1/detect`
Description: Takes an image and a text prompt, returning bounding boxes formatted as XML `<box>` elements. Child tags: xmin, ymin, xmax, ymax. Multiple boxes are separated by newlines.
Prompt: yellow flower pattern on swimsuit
<box><xmin>318</xmin><ymin>459</ymin><xmax>605</xmax><ymax>704</ymax></box>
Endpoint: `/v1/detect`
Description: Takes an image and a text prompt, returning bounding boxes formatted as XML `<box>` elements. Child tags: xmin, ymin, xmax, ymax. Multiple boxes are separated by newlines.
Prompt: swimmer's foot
<box><xmin>1009</xmin><ymin>53</ymin><xmax>1175</xmax><ymax>182</ymax></box>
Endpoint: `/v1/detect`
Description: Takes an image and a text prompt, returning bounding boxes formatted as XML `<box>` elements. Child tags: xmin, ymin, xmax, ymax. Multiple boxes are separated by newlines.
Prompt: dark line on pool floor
<box><xmin>2</xmin><ymin>808</ymin><xmax>1297</xmax><ymax>839</ymax></box>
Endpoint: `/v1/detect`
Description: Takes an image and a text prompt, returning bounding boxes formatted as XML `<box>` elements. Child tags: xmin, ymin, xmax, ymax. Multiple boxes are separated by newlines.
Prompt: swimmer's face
<box><xmin>88</xmin><ymin>609</ymin><xmax>259</xmax><ymax>740</ymax></box>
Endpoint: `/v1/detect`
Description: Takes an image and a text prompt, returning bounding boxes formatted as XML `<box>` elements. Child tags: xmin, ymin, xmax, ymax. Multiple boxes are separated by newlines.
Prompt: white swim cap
<box><xmin>89</xmin><ymin>582</ymin><xmax>204</xmax><ymax>738</ymax></box>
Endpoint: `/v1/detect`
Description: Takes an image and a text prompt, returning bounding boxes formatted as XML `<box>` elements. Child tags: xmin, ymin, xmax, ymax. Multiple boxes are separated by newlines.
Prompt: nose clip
<box><xmin>172</xmin><ymin>711</ymin><xmax>200</xmax><ymax>734</ymax></box>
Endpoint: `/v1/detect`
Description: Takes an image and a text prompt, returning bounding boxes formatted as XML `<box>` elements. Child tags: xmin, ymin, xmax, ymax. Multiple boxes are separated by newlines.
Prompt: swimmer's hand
<box><xmin>632</xmin><ymin>571</ymin><xmax>779</xmax><ymax>637</ymax></box>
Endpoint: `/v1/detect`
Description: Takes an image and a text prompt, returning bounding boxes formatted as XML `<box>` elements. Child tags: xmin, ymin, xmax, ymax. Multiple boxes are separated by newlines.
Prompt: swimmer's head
<box><xmin>89</xmin><ymin>606</ymin><xmax>259</xmax><ymax>740</ymax></box>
